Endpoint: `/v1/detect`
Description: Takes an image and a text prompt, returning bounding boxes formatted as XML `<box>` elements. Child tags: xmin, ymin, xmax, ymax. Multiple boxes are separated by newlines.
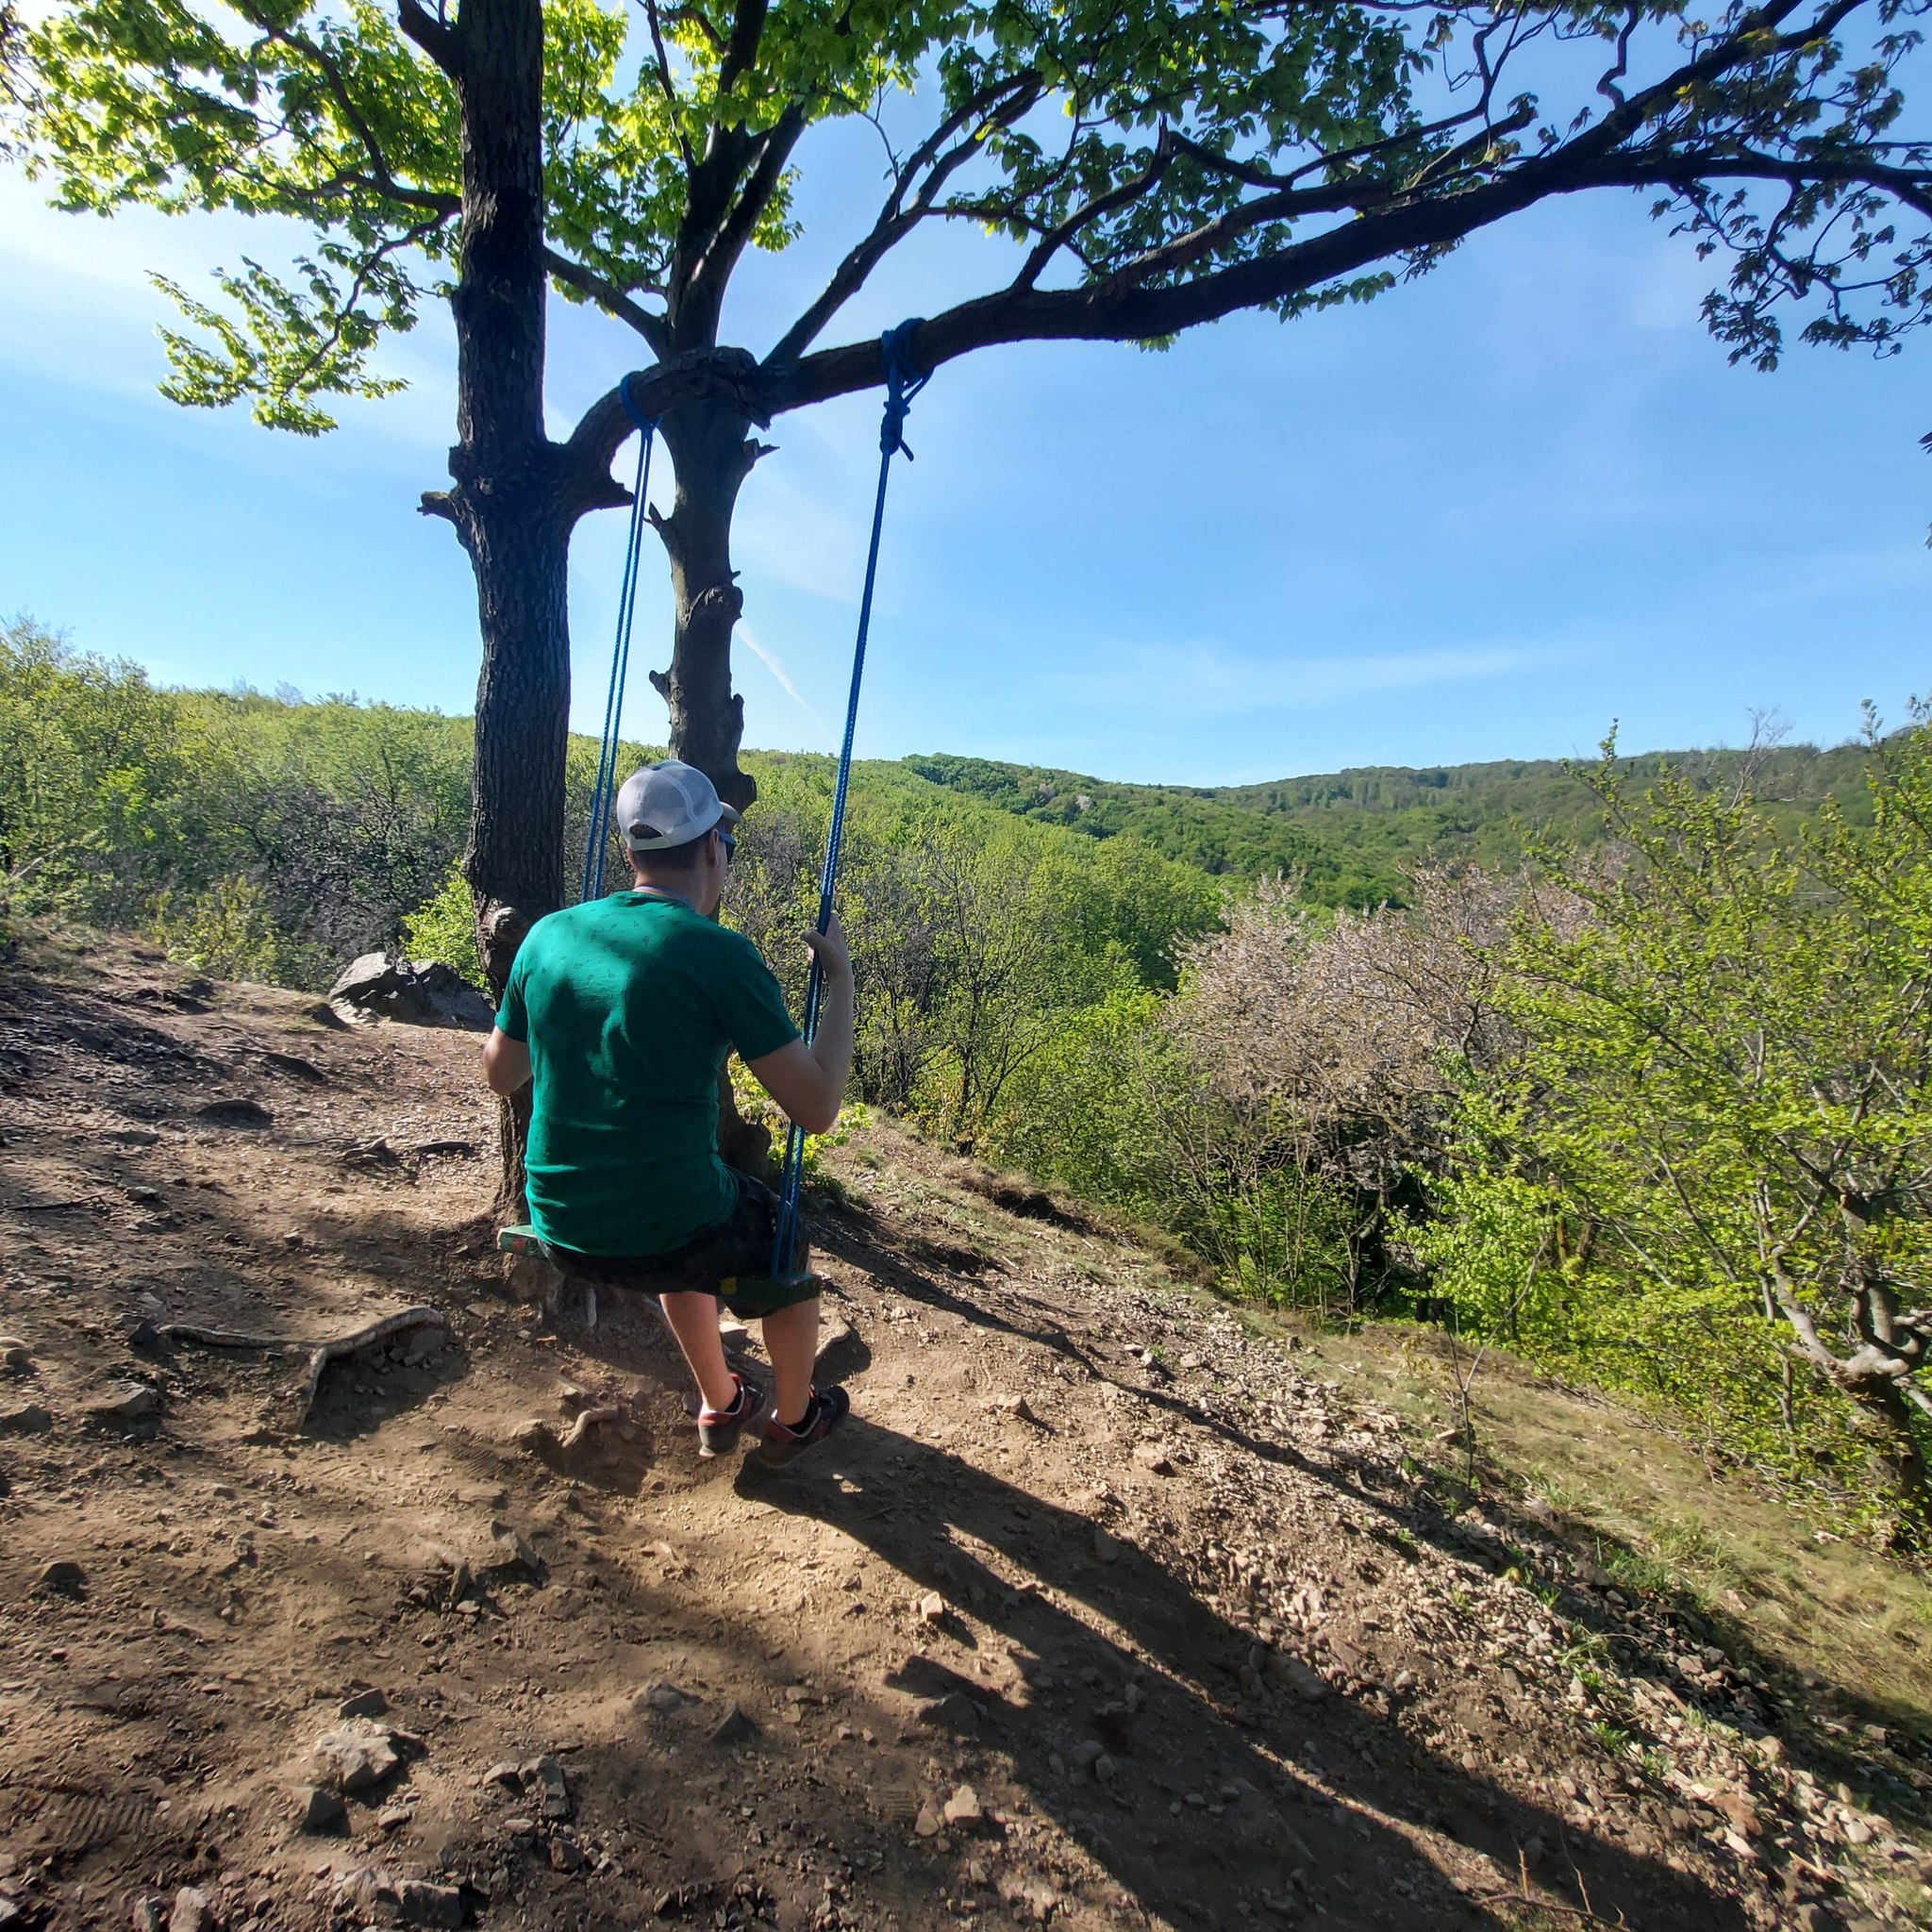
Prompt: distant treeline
<box><xmin>907</xmin><ymin>738</ymin><xmax>1878</xmax><ymax>908</ymax></box>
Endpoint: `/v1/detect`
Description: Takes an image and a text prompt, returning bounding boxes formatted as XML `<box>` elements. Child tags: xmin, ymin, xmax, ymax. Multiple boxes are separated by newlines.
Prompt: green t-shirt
<box><xmin>495</xmin><ymin>891</ymin><xmax>799</xmax><ymax>1256</ymax></box>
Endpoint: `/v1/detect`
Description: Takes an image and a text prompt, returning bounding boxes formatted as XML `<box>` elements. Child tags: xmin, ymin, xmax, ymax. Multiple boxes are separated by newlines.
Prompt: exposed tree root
<box><xmin>154</xmin><ymin>1306</ymin><xmax>450</xmax><ymax>1424</ymax></box>
<box><xmin>294</xmin><ymin>1307</ymin><xmax>447</xmax><ymax>1423</ymax></box>
<box><xmin>154</xmin><ymin>1323</ymin><xmax>286</xmax><ymax>1349</ymax></box>
<box><xmin>558</xmin><ymin>1403</ymin><xmax>623</xmax><ymax>1450</ymax></box>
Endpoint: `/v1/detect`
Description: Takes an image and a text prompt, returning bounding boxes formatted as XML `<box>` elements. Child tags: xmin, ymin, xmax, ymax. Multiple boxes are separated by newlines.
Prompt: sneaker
<box><xmin>757</xmin><ymin>1385</ymin><xmax>850</xmax><ymax>1468</ymax></box>
<box><xmin>698</xmin><ymin>1374</ymin><xmax>767</xmax><ymax>1458</ymax></box>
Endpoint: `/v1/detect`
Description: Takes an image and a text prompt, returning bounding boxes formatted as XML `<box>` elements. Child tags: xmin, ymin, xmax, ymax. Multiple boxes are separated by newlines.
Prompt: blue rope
<box><xmin>579</xmin><ymin>375</ymin><xmax>658</xmax><ymax>904</ymax></box>
<box><xmin>771</xmin><ymin>320</ymin><xmax>928</xmax><ymax>1275</ymax></box>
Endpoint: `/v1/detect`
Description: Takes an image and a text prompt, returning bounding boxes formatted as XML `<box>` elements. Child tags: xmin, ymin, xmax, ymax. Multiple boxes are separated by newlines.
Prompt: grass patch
<box><xmin>1264</xmin><ymin>1312</ymin><xmax>1932</xmax><ymax>1739</ymax></box>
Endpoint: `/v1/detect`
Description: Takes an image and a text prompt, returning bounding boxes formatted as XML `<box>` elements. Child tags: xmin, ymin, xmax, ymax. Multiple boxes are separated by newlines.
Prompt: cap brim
<box><xmin>622</xmin><ymin>801</ymin><xmax>741</xmax><ymax>851</ymax></box>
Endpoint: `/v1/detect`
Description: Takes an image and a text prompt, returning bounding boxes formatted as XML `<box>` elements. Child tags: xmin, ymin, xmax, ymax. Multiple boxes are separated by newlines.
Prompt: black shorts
<box><xmin>540</xmin><ymin>1170</ymin><xmax>817</xmax><ymax>1319</ymax></box>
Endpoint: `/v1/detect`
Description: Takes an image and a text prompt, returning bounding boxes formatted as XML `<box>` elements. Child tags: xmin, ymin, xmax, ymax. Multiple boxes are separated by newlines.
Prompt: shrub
<box><xmin>401</xmin><ymin>862</ymin><xmax>487</xmax><ymax>988</ymax></box>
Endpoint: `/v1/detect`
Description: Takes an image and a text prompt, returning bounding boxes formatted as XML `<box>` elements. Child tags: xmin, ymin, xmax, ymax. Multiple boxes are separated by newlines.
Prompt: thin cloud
<box><xmin>739</xmin><ymin>622</ymin><xmax>834</xmax><ymax>741</ymax></box>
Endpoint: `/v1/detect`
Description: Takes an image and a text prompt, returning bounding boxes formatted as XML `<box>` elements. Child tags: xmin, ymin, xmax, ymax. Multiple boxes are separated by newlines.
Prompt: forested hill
<box><xmin>906</xmin><ymin>738</ymin><xmax>1879</xmax><ymax>907</ymax></box>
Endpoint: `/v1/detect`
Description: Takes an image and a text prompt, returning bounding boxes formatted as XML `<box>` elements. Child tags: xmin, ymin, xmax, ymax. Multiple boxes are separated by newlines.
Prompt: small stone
<box><xmin>335</xmin><ymin>1870</ymin><xmax>384</xmax><ymax>1914</ymax></box>
<box><xmin>131</xmin><ymin>1898</ymin><xmax>166</xmax><ymax>1932</ymax></box>
<box><xmin>296</xmin><ymin>1785</ymin><xmax>347</xmax><ymax>1834</ymax></box>
<box><xmin>1264</xmin><ymin>1654</ymin><xmax>1327</xmax><ymax>1700</ymax></box>
<box><xmin>1842</xmin><ymin>1817</ymin><xmax>1874</xmax><ymax>1846</ymax></box>
<box><xmin>913</xmin><ymin>1805</ymin><xmax>941</xmax><ymax>1840</ymax></box>
<box><xmin>375</xmin><ymin>1804</ymin><xmax>412</xmax><ymax>1831</ymax></box>
<box><xmin>546</xmin><ymin>1837</ymin><xmax>585</xmax><ymax>1874</ymax></box>
<box><xmin>338</xmin><ymin>1688</ymin><xmax>389</xmax><ymax>1721</ymax></box>
<box><xmin>526</xmin><ymin>1754</ymin><xmax>571</xmax><ymax>1820</ymax></box>
<box><xmin>708</xmin><ymin>1703</ymin><xmax>757</xmax><ymax>1746</ymax></box>
<box><xmin>312</xmin><ymin>1720</ymin><xmax>400</xmax><ymax>1793</ymax></box>
<box><xmin>641</xmin><ymin>1681</ymin><xmax>691</xmax><ymax>1713</ymax></box>
<box><xmin>1130</xmin><ymin>1443</ymin><xmax>1174</xmax><ymax>1475</ymax></box>
<box><xmin>482</xmin><ymin>1524</ymin><xmax>539</xmax><ymax>1575</ymax></box>
<box><xmin>993</xmin><ymin>1395</ymin><xmax>1039</xmax><ymax>1425</ymax></box>
<box><xmin>85</xmin><ymin>1380</ymin><xmax>159</xmax><ymax>1424</ymax></box>
<box><xmin>169</xmin><ymin>1888</ymin><xmax>214</xmax><ymax>1932</ymax></box>
<box><xmin>1716</xmin><ymin>1791</ymin><xmax>1762</xmax><ymax>1838</ymax></box>
<box><xmin>1092</xmin><ymin>1527</ymin><xmax>1122</xmax><ymax>1564</ymax></box>
<box><xmin>504</xmin><ymin>1816</ymin><xmax>536</xmax><ymax>1836</ymax></box>
<box><xmin>35</xmin><ymin>1557</ymin><xmax>87</xmax><ymax>1597</ymax></box>
<box><xmin>0</xmin><ymin>1401</ymin><xmax>52</xmax><ymax>1436</ymax></box>
<box><xmin>917</xmin><ymin>1592</ymin><xmax>946</xmax><ymax>1624</ymax></box>
<box><xmin>482</xmin><ymin>1760</ymin><xmax>524</xmax><ymax>1790</ymax></box>
<box><xmin>1391</xmin><ymin>1670</ymin><xmax>1417</xmax><ymax>1693</ymax></box>
<box><xmin>943</xmin><ymin>1785</ymin><xmax>984</xmax><ymax>1828</ymax></box>
<box><xmin>395</xmin><ymin>1878</ymin><xmax>464</xmax><ymax>1926</ymax></box>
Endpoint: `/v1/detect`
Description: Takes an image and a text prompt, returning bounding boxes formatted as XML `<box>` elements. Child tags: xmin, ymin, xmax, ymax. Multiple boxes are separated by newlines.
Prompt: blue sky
<box><xmin>2</xmin><ymin>92</ymin><xmax>1927</xmax><ymax>789</ymax></box>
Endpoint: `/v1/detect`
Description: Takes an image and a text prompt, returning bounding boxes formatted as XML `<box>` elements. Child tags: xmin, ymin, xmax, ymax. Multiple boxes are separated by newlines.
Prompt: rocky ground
<box><xmin>2</xmin><ymin>924</ymin><xmax>1929</xmax><ymax>1932</ymax></box>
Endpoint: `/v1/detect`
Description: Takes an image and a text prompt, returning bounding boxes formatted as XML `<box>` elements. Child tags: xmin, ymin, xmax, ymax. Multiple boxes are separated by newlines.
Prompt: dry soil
<box><xmin>1</xmin><ymin>928</ymin><xmax>1927</xmax><ymax>1932</ymax></box>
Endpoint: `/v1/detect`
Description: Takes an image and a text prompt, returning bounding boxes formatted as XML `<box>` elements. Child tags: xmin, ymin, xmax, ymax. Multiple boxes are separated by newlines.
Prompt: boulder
<box><xmin>328</xmin><ymin>955</ymin><xmax>491</xmax><ymax>1032</ymax></box>
<box><xmin>36</xmin><ymin>1558</ymin><xmax>87</xmax><ymax>1597</ymax></box>
<box><xmin>313</xmin><ymin>1719</ymin><xmax>401</xmax><ymax>1793</ymax></box>
<box><xmin>168</xmin><ymin>1889</ymin><xmax>214</xmax><ymax>1932</ymax></box>
<box><xmin>296</xmin><ymin>1785</ymin><xmax>348</xmax><ymax>1834</ymax></box>
<box><xmin>84</xmin><ymin>1381</ymin><xmax>159</xmax><ymax>1425</ymax></box>
<box><xmin>395</xmin><ymin>1880</ymin><xmax>463</xmax><ymax>1928</ymax></box>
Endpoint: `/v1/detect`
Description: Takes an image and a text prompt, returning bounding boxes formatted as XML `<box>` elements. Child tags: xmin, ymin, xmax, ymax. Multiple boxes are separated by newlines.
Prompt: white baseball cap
<box><xmin>613</xmin><ymin>759</ymin><xmax>741</xmax><ymax>851</ymax></box>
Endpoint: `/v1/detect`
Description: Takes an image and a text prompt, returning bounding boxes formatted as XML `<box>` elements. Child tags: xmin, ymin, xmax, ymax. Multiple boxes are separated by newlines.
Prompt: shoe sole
<box><xmin>755</xmin><ymin>1391</ymin><xmax>850</xmax><ymax>1468</ymax></box>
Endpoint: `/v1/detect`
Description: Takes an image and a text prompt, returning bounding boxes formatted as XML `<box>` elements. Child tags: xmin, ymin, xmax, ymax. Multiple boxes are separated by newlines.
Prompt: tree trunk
<box><xmin>463</xmin><ymin>499</ymin><xmax>570</xmax><ymax>990</ymax></box>
<box><xmin>651</xmin><ymin>402</ymin><xmax>765</xmax><ymax>813</ymax></box>
<box><xmin>434</xmin><ymin>0</ymin><xmax>560</xmax><ymax>1209</ymax></box>
<box><xmin>448</xmin><ymin>0</ymin><xmax>558</xmax><ymax>963</ymax></box>
<box><xmin>648</xmin><ymin>401</ymin><xmax>779</xmax><ymax>1177</ymax></box>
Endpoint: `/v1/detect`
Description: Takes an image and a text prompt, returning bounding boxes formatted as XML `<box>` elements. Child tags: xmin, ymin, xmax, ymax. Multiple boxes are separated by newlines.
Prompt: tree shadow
<box><xmin>741</xmin><ymin>1414</ymin><xmax>1759</xmax><ymax>1931</ymax></box>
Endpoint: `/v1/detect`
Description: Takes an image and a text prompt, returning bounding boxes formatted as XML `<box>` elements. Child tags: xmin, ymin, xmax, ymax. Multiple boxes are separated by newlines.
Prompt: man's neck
<box><xmin>629</xmin><ymin>876</ymin><xmax>692</xmax><ymax>907</ymax></box>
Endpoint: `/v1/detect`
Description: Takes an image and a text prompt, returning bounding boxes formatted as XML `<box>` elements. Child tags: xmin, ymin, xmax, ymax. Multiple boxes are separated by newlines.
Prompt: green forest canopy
<box><xmin>906</xmin><ymin>737</ymin><xmax>1879</xmax><ymax>906</ymax></box>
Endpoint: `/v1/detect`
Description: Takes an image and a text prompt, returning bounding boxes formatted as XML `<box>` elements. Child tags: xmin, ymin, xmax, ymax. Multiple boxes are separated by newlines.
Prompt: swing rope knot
<box><xmin>879</xmin><ymin>318</ymin><xmax>930</xmax><ymax>458</ymax></box>
<box><xmin>617</xmin><ymin>372</ymin><xmax>658</xmax><ymax>437</ymax></box>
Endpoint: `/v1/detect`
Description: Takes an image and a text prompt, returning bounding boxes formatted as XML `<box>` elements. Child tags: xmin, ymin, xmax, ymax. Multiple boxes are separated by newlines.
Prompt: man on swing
<box><xmin>481</xmin><ymin>759</ymin><xmax>854</xmax><ymax>1467</ymax></box>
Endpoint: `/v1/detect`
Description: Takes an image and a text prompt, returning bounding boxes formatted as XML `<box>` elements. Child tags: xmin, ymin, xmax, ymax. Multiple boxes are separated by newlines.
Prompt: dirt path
<box><xmin>1</xmin><ymin>927</ymin><xmax>1925</xmax><ymax>1932</ymax></box>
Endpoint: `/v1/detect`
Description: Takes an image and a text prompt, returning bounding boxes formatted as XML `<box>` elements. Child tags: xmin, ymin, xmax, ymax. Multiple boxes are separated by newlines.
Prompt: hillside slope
<box><xmin>1</xmin><ymin>928</ymin><xmax>1926</xmax><ymax>1932</ymax></box>
<box><xmin>901</xmin><ymin>740</ymin><xmax>1878</xmax><ymax>906</ymax></box>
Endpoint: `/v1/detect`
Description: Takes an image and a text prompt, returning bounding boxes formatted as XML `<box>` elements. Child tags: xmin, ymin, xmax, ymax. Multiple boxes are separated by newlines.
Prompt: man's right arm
<box><xmin>483</xmin><ymin>953</ymin><xmax>532</xmax><ymax>1096</ymax></box>
<box><xmin>482</xmin><ymin>1026</ymin><xmax>531</xmax><ymax>1096</ymax></box>
<box><xmin>746</xmin><ymin>913</ymin><xmax>854</xmax><ymax>1136</ymax></box>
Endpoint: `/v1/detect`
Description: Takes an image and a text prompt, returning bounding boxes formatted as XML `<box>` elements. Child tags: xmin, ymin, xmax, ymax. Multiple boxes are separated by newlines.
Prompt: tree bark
<box><xmin>447</xmin><ymin>0</ymin><xmax>560</xmax><ymax>968</ymax></box>
<box><xmin>650</xmin><ymin>401</ymin><xmax>766</xmax><ymax>813</ymax></box>
<box><xmin>422</xmin><ymin>0</ymin><xmax>561</xmax><ymax>1209</ymax></box>
<box><xmin>644</xmin><ymin>401</ymin><xmax>782</xmax><ymax>1177</ymax></box>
